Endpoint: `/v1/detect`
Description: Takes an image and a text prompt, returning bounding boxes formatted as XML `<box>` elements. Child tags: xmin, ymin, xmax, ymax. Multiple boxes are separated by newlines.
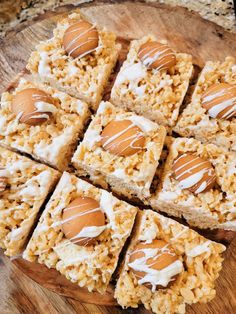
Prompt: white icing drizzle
<box><xmin>126</xmin><ymin>115</ymin><xmax>158</xmax><ymax>133</ymax></box>
<box><xmin>202</xmin><ymin>85</ymin><xmax>236</xmax><ymax>119</ymax></box>
<box><xmin>115</xmin><ymin>62</ymin><xmax>146</xmax><ymax>85</ymax></box>
<box><xmin>38</xmin><ymin>51</ymin><xmax>51</xmax><ymax>76</ymax></box>
<box><xmin>208</xmin><ymin>98</ymin><xmax>236</xmax><ymax>119</ymax></box>
<box><xmin>69</xmin><ymin>225</ymin><xmax>106</xmax><ymax>242</ymax></box>
<box><xmin>139</xmin><ymin>45</ymin><xmax>175</xmax><ymax>70</ymax></box>
<box><xmin>173</xmin><ymin>154</ymin><xmax>215</xmax><ymax>192</ymax></box>
<box><xmin>187</xmin><ymin>241</ymin><xmax>211</xmax><ymax>257</ymax></box>
<box><xmin>100</xmin><ymin>190</ymin><xmax>116</xmax><ymax>231</ymax></box>
<box><xmin>0</xmin><ymin>169</ymin><xmax>9</xmax><ymax>177</ymax></box>
<box><xmin>128</xmin><ymin>246</ymin><xmax>183</xmax><ymax>292</ymax></box>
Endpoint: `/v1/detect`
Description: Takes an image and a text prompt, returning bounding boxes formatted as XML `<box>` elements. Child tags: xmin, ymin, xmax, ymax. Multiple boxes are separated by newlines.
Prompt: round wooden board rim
<box><xmin>1</xmin><ymin>0</ymin><xmax>236</xmax><ymax>311</ymax></box>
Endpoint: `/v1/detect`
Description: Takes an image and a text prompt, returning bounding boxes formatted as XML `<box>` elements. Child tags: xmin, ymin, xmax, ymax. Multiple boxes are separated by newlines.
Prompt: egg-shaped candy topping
<box><xmin>101</xmin><ymin>120</ymin><xmax>145</xmax><ymax>157</ymax></box>
<box><xmin>61</xmin><ymin>197</ymin><xmax>106</xmax><ymax>246</ymax></box>
<box><xmin>63</xmin><ymin>21</ymin><xmax>99</xmax><ymax>58</ymax></box>
<box><xmin>12</xmin><ymin>88</ymin><xmax>56</xmax><ymax>126</ymax></box>
<box><xmin>172</xmin><ymin>153</ymin><xmax>216</xmax><ymax>194</ymax></box>
<box><xmin>138</xmin><ymin>41</ymin><xmax>176</xmax><ymax>71</ymax></box>
<box><xmin>128</xmin><ymin>239</ymin><xmax>183</xmax><ymax>291</ymax></box>
<box><xmin>0</xmin><ymin>168</ymin><xmax>8</xmax><ymax>193</ymax></box>
<box><xmin>201</xmin><ymin>83</ymin><xmax>236</xmax><ymax>120</ymax></box>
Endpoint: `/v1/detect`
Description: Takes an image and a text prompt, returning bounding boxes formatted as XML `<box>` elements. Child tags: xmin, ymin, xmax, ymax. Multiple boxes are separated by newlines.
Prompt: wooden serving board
<box><xmin>1</xmin><ymin>1</ymin><xmax>236</xmax><ymax>313</ymax></box>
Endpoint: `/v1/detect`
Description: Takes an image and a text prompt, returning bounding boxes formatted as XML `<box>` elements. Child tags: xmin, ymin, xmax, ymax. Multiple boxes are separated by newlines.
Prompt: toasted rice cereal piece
<box><xmin>27</xmin><ymin>11</ymin><xmax>120</xmax><ymax>111</ymax></box>
<box><xmin>0</xmin><ymin>146</ymin><xmax>59</xmax><ymax>257</ymax></box>
<box><xmin>111</xmin><ymin>35</ymin><xmax>193</xmax><ymax>131</ymax></box>
<box><xmin>23</xmin><ymin>172</ymin><xmax>138</xmax><ymax>293</ymax></box>
<box><xmin>150</xmin><ymin>137</ymin><xmax>236</xmax><ymax>230</ymax></box>
<box><xmin>174</xmin><ymin>57</ymin><xmax>236</xmax><ymax>151</ymax></box>
<box><xmin>115</xmin><ymin>210</ymin><xmax>225</xmax><ymax>314</ymax></box>
<box><xmin>72</xmin><ymin>101</ymin><xmax>166</xmax><ymax>201</ymax></box>
<box><xmin>0</xmin><ymin>77</ymin><xmax>90</xmax><ymax>171</ymax></box>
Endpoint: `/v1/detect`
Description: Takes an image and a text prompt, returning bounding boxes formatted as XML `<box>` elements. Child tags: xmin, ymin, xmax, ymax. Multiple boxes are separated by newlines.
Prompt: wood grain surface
<box><xmin>0</xmin><ymin>1</ymin><xmax>236</xmax><ymax>313</ymax></box>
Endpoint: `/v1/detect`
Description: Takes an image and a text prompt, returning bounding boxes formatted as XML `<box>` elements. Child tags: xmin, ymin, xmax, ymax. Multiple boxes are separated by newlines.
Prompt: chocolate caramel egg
<box><xmin>172</xmin><ymin>153</ymin><xmax>216</xmax><ymax>194</ymax></box>
<box><xmin>101</xmin><ymin>120</ymin><xmax>145</xmax><ymax>157</ymax></box>
<box><xmin>12</xmin><ymin>88</ymin><xmax>56</xmax><ymax>126</ymax></box>
<box><xmin>63</xmin><ymin>21</ymin><xmax>99</xmax><ymax>58</ymax></box>
<box><xmin>61</xmin><ymin>197</ymin><xmax>106</xmax><ymax>246</ymax></box>
<box><xmin>138</xmin><ymin>41</ymin><xmax>176</xmax><ymax>71</ymax></box>
<box><xmin>128</xmin><ymin>239</ymin><xmax>182</xmax><ymax>290</ymax></box>
<box><xmin>201</xmin><ymin>83</ymin><xmax>236</xmax><ymax>120</ymax></box>
<box><xmin>0</xmin><ymin>168</ymin><xmax>8</xmax><ymax>193</ymax></box>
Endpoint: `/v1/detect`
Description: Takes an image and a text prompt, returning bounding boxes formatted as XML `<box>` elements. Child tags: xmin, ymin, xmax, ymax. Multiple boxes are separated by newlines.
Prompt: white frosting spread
<box><xmin>38</xmin><ymin>51</ymin><xmax>51</xmax><ymax>76</ymax></box>
<box><xmin>0</xmin><ymin>169</ymin><xmax>9</xmax><ymax>177</ymax></box>
<box><xmin>83</xmin><ymin>128</ymin><xmax>101</xmax><ymax>150</ymax></box>
<box><xmin>71</xmin><ymin>225</ymin><xmax>106</xmax><ymax>239</ymax></box>
<box><xmin>35</xmin><ymin>101</ymin><xmax>57</xmax><ymax>114</ymax></box>
<box><xmin>127</xmin><ymin>115</ymin><xmax>158</xmax><ymax>133</ymax></box>
<box><xmin>187</xmin><ymin>241</ymin><xmax>211</xmax><ymax>257</ymax></box>
<box><xmin>100</xmin><ymin>190</ymin><xmax>116</xmax><ymax>231</ymax></box>
<box><xmin>115</xmin><ymin>62</ymin><xmax>146</xmax><ymax>85</ymax></box>
<box><xmin>112</xmin><ymin>168</ymin><xmax>127</xmax><ymax>179</ymax></box>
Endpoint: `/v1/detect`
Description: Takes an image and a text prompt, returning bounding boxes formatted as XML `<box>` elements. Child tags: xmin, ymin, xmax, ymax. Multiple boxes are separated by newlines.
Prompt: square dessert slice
<box><xmin>111</xmin><ymin>35</ymin><xmax>193</xmax><ymax>131</ymax></box>
<box><xmin>150</xmin><ymin>137</ymin><xmax>236</xmax><ymax>230</ymax></box>
<box><xmin>72</xmin><ymin>101</ymin><xmax>166</xmax><ymax>200</ymax></box>
<box><xmin>115</xmin><ymin>209</ymin><xmax>225</xmax><ymax>314</ymax></box>
<box><xmin>174</xmin><ymin>57</ymin><xmax>236</xmax><ymax>151</ymax></box>
<box><xmin>27</xmin><ymin>11</ymin><xmax>120</xmax><ymax>111</ymax></box>
<box><xmin>0</xmin><ymin>146</ymin><xmax>59</xmax><ymax>257</ymax></box>
<box><xmin>0</xmin><ymin>77</ymin><xmax>90</xmax><ymax>171</ymax></box>
<box><xmin>23</xmin><ymin>172</ymin><xmax>138</xmax><ymax>293</ymax></box>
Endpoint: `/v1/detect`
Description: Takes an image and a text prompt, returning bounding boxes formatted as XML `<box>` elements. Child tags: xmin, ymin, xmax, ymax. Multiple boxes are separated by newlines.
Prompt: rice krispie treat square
<box><xmin>0</xmin><ymin>146</ymin><xmax>59</xmax><ymax>257</ymax></box>
<box><xmin>0</xmin><ymin>77</ymin><xmax>90</xmax><ymax>171</ymax></box>
<box><xmin>27</xmin><ymin>11</ymin><xmax>120</xmax><ymax>111</ymax></box>
<box><xmin>72</xmin><ymin>101</ymin><xmax>166</xmax><ymax>200</ymax></box>
<box><xmin>174</xmin><ymin>57</ymin><xmax>236</xmax><ymax>151</ymax></box>
<box><xmin>115</xmin><ymin>209</ymin><xmax>225</xmax><ymax>314</ymax></box>
<box><xmin>111</xmin><ymin>35</ymin><xmax>193</xmax><ymax>131</ymax></box>
<box><xmin>23</xmin><ymin>172</ymin><xmax>138</xmax><ymax>293</ymax></box>
<box><xmin>150</xmin><ymin>137</ymin><xmax>236</xmax><ymax>230</ymax></box>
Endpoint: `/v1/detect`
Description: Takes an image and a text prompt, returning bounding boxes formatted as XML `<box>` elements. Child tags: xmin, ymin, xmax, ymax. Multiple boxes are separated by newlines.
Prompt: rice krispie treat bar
<box><xmin>23</xmin><ymin>172</ymin><xmax>138</xmax><ymax>293</ymax></box>
<box><xmin>27</xmin><ymin>11</ymin><xmax>120</xmax><ymax>111</ymax></box>
<box><xmin>174</xmin><ymin>57</ymin><xmax>236</xmax><ymax>151</ymax></box>
<box><xmin>115</xmin><ymin>209</ymin><xmax>225</xmax><ymax>314</ymax></box>
<box><xmin>72</xmin><ymin>101</ymin><xmax>166</xmax><ymax>200</ymax></box>
<box><xmin>0</xmin><ymin>146</ymin><xmax>59</xmax><ymax>257</ymax></box>
<box><xmin>0</xmin><ymin>77</ymin><xmax>90</xmax><ymax>171</ymax></box>
<box><xmin>111</xmin><ymin>35</ymin><xmax>193</xmax><ymax>131</ymax></box>
<box><xmin>150</xmin><ymin>137</ymin><xmax>236</xmax><ymax>230</ymax></box>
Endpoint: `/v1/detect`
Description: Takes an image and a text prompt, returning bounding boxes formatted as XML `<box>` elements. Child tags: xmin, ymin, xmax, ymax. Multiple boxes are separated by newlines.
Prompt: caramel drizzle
<box><xmin>202</xmin><ymin>85</ymin><xmax>236</xmax><ymax>119</ymax></box>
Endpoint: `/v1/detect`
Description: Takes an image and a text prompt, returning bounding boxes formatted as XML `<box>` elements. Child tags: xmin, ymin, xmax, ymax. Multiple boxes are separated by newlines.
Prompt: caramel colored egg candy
<box><xmin>11</xmin><ymin>88</ymin><xmax>56</xmax><ymax>126</ymax></box>
<box><xmin>63</xmin><ymin>21</ymin><xmax>99</xmax><ymax>58</ymax></box>
<box><xmin>61</xmin><ymin>196</ymin><xmax>106</xmax><ymax>246</ymax></box>
<box><xmin>128</xmin><ymin>239</ymin><xmax>182</xmax><ymax>290</ymax></box>
<box><xmin>172</xmin><ymin>153</ymin><xmax>216</xmax><ymax>194</ymax></box>
<box><xmin>138</xmin><ymin>41</ymin><xmax>176</xmax><ymax>71</ymax></box>
<box><xmin>0</xmin><ymin>168</ymin><xmax>8</xmax><ymax>193</ymax></box>
<box><xmin>201</xmin><ymin>83</ymin><xmax>236</xmax><ymax>120</ymax></box>
<box><xmin>101</xmin><ymin>120</ymin><xmax>145</xmax><ymax>157</ymax></box>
